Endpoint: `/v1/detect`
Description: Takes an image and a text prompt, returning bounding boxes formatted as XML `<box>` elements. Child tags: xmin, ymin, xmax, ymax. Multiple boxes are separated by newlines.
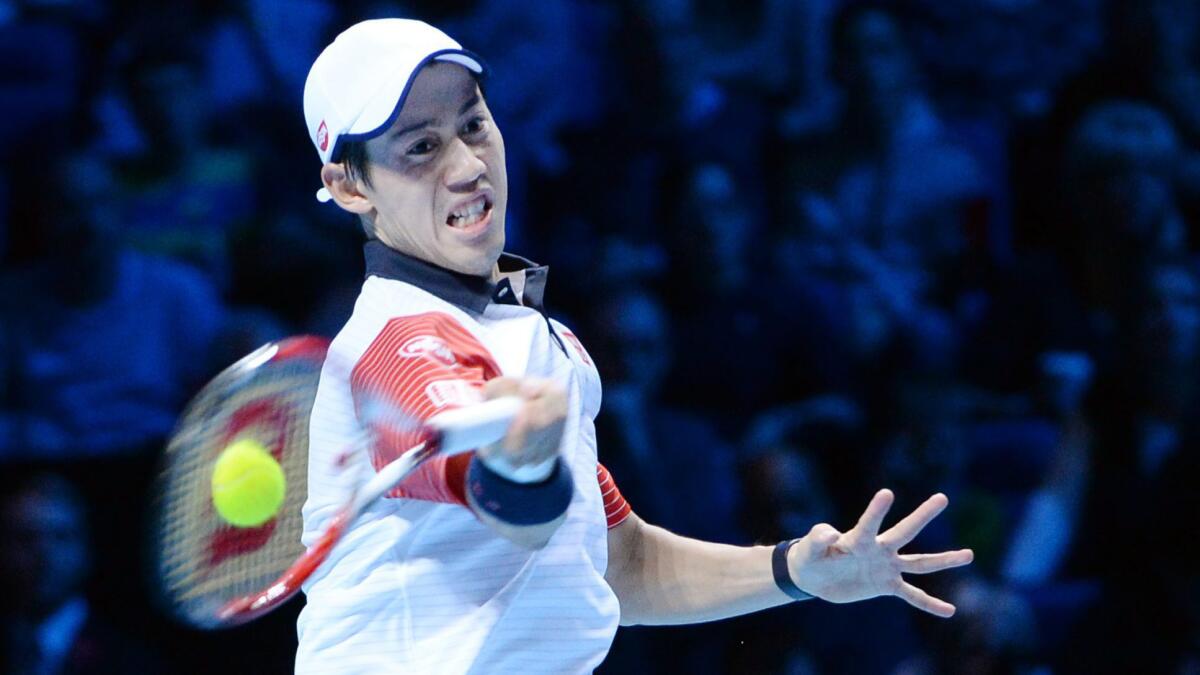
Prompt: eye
<box><xmin>407</xmin><ymin>139</ymin><xmax>437</xmax><ymax>156</ymax></box>
<box><xmin>461</xmin><ymin>116</ymin><xmax>487</xmax><ymax>137</ymax></box>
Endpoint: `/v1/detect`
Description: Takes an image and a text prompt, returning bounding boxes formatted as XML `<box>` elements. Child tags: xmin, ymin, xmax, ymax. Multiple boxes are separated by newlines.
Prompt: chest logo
<box><xmin>425</xmin><ymin>379</ymin><xmax>481</xmax><ymax>408</ymax></box>
<box><xmin>398</xmin><ymin>335</ymin><xmax>456</xmax><ymax>366</ymax></box>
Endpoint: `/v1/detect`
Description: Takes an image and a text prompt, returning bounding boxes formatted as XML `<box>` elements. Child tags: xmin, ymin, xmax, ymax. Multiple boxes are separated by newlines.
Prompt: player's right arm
<box><xmin>351</xmin><ymin>311</ymin><xmax>571</xmax><ymax>548</ymax></box>
<box><xmin>469</xmin><ymin>376</ymin><xmax>570</xmax><ymax>548</ymax></box>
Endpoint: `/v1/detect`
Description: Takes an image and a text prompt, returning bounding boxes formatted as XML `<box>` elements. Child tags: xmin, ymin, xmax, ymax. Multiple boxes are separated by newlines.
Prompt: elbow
<box><xmin>617</xmin><ymin>609</ymin><xmax>647</xmax><ymax>627</ymax></box>
<box><xmin>605</xmin><ymin>515</ymin><xmax>651</xmax><ymax>625</ymax></box>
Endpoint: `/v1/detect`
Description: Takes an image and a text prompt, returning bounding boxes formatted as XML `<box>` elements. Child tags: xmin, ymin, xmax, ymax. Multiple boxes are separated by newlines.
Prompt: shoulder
<box><xmin>333</xmin><ymin>277</ymin><xmax>469</xmax><ymax>358</ymax></box>
<box><xmin>360</xmin><ymin>310</ymin><xmax>487</xmax><ymax>369</ymax></box>
<box><xmin>337</xmin><ymin>287</ymin><xmax>500</xmax><ymax>405</ymax></box>
<box><xmin>548</xmin><ymin>317</ymin><xmax>594</xmax><ymax>361</ymax></box>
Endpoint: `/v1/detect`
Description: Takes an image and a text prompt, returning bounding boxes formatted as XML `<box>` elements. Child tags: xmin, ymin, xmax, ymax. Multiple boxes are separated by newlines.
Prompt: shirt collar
<box><xmin>363</xmin><ymin>240</ymin><xmax>549</xmax><ymax>314</ymax></box>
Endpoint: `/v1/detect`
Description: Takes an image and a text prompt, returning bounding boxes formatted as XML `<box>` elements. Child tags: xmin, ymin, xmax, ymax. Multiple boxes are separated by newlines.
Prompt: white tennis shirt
<box><xmin>296</xmin><ymin>241</ymin><xmax>627</xmax><ymax>674</ymax></box>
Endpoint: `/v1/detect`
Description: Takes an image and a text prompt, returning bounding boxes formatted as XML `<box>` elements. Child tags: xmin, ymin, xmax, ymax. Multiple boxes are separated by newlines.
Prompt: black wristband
<box><xmin>772</xmin><ymin>539</ymin><xmax>814</xmax><ymax>601</ymax></box>
<box><xmin>467</xmin><ymin>456</ymin><xmax>573</xmax><ymax>525</ymax></box>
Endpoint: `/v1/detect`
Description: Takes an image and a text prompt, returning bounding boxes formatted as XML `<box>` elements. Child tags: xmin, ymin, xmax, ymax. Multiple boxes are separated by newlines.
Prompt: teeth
<box><xmin>448</xmin><ymin>197</ymin><xmax>488</xmax><ymax>226</ymax></box>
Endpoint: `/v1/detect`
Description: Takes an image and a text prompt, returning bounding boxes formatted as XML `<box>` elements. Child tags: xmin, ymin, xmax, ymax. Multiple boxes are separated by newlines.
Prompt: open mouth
<box><xmin>446</xmin><ymin>194</ymin><xmax>493</xmax><ymax>229</ymax></box>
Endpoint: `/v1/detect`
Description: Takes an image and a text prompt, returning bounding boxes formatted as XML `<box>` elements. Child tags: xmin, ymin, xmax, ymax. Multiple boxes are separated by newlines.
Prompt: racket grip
<box><xmin>427</xmin><ymin>396</ymin><xmax>523</xmax><ymax>454</ymax></box>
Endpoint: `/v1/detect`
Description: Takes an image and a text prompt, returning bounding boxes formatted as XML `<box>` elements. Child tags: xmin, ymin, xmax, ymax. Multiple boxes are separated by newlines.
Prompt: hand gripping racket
<box><xmin>152</xmin><ymin>336</ymin><xmax>521</xmax><ymax>628</ymax></box>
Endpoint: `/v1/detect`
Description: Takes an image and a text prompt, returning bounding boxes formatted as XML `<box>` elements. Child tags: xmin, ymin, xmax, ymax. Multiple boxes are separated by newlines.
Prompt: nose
<box><xmin>443</xmin><ymin>137</ymin><xmax>486</xmax><ymax>190</ymax></box>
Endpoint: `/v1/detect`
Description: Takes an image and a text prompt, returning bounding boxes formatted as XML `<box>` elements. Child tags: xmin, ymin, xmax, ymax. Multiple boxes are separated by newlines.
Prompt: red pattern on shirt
<box><xmin>351</xmin><ymin>312</ymin><xmax>500</xmax><ymax>502</ymax></box>
<box><xmin>350</xmin><ymin>311</ymin><xmax>632</xmax><ymax>528</ymax></box>
<box><xmin>597</xmin><ymin>463</ymin><xmax>632</xmax><ymax>529</ymax></box>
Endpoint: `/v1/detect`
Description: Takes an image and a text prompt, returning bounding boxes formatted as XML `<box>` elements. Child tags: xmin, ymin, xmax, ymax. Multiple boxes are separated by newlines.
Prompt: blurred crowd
<box><xmin>2</xmin><ymin>0</ymin><xmax>1199</xmax><ymax>673</ymax></box>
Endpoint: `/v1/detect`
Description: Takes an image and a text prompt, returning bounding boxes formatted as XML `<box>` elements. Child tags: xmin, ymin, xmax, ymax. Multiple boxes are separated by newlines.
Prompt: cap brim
<box><xmin>332</xmin><ymin>48</ymin><xmax>486</xmax><ymax>161</ymax></box>
<box><xmin>315</xmin><ymin>48</ymin><xmax>488</xmax><ymax>204</ymax></box>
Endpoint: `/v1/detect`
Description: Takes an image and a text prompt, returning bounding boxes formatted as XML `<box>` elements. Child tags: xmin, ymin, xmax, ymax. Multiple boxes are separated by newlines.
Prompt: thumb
<box><xmin>805</xmin><ymin>523</ymin><xmax>840</xmax><ymax>557</ymax></box>
<box><xmin>482</xmin><ymin>377</ymin><xmax>523</xmax><ymax>399</ymax></box>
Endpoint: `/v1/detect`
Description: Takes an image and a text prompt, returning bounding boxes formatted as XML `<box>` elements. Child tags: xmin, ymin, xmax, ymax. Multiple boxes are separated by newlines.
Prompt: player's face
<box><xmin>360</xmin><ymin>63</ymin><xmax>507</xmax><ymax>276</ymax></box>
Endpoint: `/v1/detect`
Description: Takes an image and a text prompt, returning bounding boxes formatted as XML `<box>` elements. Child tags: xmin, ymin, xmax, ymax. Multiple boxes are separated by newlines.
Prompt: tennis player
<box><xmin>297</xmin><ymin>19</ymin><xmax>973</xmax><ymax>674</ymax></box>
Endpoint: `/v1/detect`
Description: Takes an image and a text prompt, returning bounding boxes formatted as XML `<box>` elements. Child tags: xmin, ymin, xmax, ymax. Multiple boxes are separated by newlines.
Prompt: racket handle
<box><xmin>427</xmin><ymin>396</ymin><xmax>523</xmax><ymax>454</ymax></box>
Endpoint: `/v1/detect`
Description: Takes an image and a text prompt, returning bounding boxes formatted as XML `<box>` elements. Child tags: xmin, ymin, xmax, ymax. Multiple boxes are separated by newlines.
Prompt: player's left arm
<box><xmin>605</xmin><ymin>489</ymin><xmax>973</xmax><ymax>626</ymax></box>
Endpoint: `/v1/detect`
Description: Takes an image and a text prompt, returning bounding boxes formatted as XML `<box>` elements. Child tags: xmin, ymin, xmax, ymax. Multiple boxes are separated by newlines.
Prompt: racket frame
<box><xmin>209</xmin><ymin>396</ymin><xmax>522</xmax><ymax>625</ymax></box>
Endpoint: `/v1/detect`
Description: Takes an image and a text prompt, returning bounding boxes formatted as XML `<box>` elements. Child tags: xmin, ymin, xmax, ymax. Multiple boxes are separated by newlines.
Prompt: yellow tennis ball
<box><xmin>211</xmin><ymin>439</ymin><xmax>286</xmax><ymax>528</ymax></box>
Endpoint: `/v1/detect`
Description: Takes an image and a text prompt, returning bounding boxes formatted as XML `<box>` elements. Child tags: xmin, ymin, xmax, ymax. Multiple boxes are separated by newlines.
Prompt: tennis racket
<box><xmin>152</xmin><ymin>335</ymin><xmax>521</xmax><ymax>629</ymax></box>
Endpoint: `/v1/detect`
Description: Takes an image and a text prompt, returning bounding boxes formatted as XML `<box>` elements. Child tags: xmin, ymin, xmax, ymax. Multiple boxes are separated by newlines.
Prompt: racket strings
<box><xmin>156</xmin><ymin>353</ymin><xmax>321</xmax><ymax>626</ymax></box>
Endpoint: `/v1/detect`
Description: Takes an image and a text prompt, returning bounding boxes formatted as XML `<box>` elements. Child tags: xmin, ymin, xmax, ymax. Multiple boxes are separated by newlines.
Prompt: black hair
<box><xmin>339</xmin><ymin>139</ymin><xmax>373</xmax><ymax>189</ymax></box>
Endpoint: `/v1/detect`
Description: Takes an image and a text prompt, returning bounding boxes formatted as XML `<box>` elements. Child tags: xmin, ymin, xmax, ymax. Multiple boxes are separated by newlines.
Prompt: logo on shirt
<box><xmin>425</xmin><ymin>379</ymin><xmax>482</xmax><ymax>408</ymax></box>
<box><xmin>560</xmin><ymin>330</ymin><xmax>593</xmax><ymax>366</ymax></box>
<box><xmin>398</xmin><ymin>335</ymin><xmax>456</xmax><ymax>366</ymax></box>
<box><xmin>317</xmin><ymin>120</ymin><xmax>329</xmax><ymax>152</ymax></box>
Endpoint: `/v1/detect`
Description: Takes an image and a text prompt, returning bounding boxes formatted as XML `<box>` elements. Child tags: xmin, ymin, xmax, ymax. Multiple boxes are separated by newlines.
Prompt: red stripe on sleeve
<box><xmin>351</xmin><ymin>312</ymin><xmax>502</xmax><ymax>503</ymax></box>
<box><xmin>597</xmin><ymin>463</ymin><xmax>632</xmax><ymax>529</ymax></box>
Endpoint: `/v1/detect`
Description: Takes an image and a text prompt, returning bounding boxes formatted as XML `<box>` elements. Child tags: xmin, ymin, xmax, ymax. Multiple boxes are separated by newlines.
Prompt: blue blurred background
<box><xmin>2</xmin><ymin>0</ymin><xmax>1199</xmax><ymax>673</ymax></box>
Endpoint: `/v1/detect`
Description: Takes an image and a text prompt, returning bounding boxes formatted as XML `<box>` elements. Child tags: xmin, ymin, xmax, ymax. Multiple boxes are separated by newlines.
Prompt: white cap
<box><xmin>303</xmin><ymin>19</ymin><xmax>487</xmax><ymax>202</ymax></box>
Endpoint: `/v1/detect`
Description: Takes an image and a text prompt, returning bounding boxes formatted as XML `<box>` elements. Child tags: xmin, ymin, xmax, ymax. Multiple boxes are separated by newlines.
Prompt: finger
<box><xmin>529</xmin><ymin>389</ymin><xmax>564</xmax><ymax>426</ymax></box>
<box><xmin>853</xmin><ymin>489</ymin><xmax>894</xmax><ymax>537</ymax></box>
<box><xmin>528</xmin><ymin>382</ymin><xmax>568</xmax><ymax>420</ymax></box>
<box><xmin>898</xmin><ymin>549</ymin><xmax>974</xmax><ymax>574</ymax></box>
<box><xmin>524</xmin><ymin>382</ymin><xmax>567</xmax><ymax>429</ymax></box>
<box><xmin>501</xmin><ymin>405</ymin><xmax>530</xmax><ymax>453</ymax></box>
<box><xmin>798</xmin><ymin>523</ymin><xmax>841</xmax><ymax>562</ymax></box>
<box><xmin>519</xmin><ymin>377</ymin><xmax>552</xmax><ymax>398</ymax></box>
<box><xmin>810</xmin><ymin>522</ymin><xmax>840</xmax><ymax>547</ymax></box>
<box><xmin>482</xmin><ymin>377</ymin><xmax>523</xmax><ymax>399</ymax></box>
<box><xmin>879</xmin><ymin>493</ymin><xmax>948</xmax><ymax>550</ymax></box>
<box><xmin>895</xmin><ymin>581</ymin><xmax>956</xmax><ymax>618</ymax></box>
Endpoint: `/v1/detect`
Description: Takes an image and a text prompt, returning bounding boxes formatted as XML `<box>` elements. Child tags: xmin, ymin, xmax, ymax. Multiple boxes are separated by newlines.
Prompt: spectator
<box><xmin>1065</xmin><ymin>100</ymin><xmax>1185</xmax><ymax>261</ymax></box>
<box><xmin>0</xmin><ymin>0</ymin><xmax>105</xmax><ymax>162</ymax></box>
<box><xmin>736</xmin><ymin>396</ymin><xmax>926</xmax><ymax>675</ymax></box>
<box><xmin>896</xmin><ymin>576</ymin><xmax>1039</xmax><ymax>675</ymax></box>
<box><xmin>788</xmin><ymin>1</ymin><xmax>989</xmax><ymax>269</ymax></box>
<box><xmin>0</xmin><ymin>473</ymin><xmax>158</xmax><ymax>674</ymax></box>
<box><xmin>590</xmin><ymin>287</ymin><xmax>743</xmax><ymax>544</ymax></box>
<box><xmin>908</xmin><ymin>0</ymin><xmax>1103</xmax><ymax>120</ymax></box>
<box><xmin>0</xmin><ymin>151</ymin><xmax>224</xmax><ymax>458</ymax></box>
<box><xmin>661</xmin><ymin>162</ymin><xmax>782</xmax><ymax>420</ymax></box>
<box><xmin>1048</xmin><ymin>260</ymin><xmax>1200</xmax><ymax>671</ymax></box>
<box><xmin>0</xmin><ymin>1</ymin><xmax>1192</xmax><ymax>671</ymax></box>
<box><xmin>590</xmin><ymin>288</ymin><xmax>748</xmax><ymax>675</ymax></box>
<box><xmin>111</xmin><ymin>27</ymin><xmax>255</xmax><ymax>286</ymax></box>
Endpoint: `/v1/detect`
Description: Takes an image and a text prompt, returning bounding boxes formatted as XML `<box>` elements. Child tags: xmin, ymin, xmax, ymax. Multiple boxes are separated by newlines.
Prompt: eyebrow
<box><xmin>391</xmin><ymin>94</ymin><xmax>482</xmax><ymax>139</ymax></box>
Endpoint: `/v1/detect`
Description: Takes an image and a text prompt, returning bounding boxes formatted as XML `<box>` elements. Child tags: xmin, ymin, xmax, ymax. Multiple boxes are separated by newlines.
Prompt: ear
<box><xmin>320</xmin><ymin>163</ymin><xmax>374</xmax><ymax>215</ymax></box>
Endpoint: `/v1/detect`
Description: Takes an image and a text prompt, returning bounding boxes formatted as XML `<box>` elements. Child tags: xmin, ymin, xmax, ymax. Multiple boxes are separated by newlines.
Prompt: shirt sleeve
<box><xmin>350</xmin><ymin>311</ymin><xmax>636</xmax><ymax>526</ymax></box>
<box><xmin>597</xmin><ymin>463</ymin><xmax>632</xmax><ymax>529</ymax></box>
<box><xmin>350</xmin><ymin>311</ymin><xmax>501</xmax><ymax>503</ymax></box>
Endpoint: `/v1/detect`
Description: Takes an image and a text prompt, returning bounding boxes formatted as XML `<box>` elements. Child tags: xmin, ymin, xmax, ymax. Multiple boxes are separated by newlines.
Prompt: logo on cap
<box><xmin>317</xmin><ymin>121</ymin><xmax>329</xmax><ymax>152</ymax></box>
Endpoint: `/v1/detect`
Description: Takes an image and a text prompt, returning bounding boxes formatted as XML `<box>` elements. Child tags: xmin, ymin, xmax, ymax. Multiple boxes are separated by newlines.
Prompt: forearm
<box><xmin>606</xmin><ymin>515</ymin><xmax>793</xmax><ymax>626</ymax></box>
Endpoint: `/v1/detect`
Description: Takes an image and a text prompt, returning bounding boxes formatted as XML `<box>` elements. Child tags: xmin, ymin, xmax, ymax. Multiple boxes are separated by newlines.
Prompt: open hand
<box><xmin>788</xmin><ymin>489</ymin><xmax>973</xmax><ymax>617</ymax></box>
